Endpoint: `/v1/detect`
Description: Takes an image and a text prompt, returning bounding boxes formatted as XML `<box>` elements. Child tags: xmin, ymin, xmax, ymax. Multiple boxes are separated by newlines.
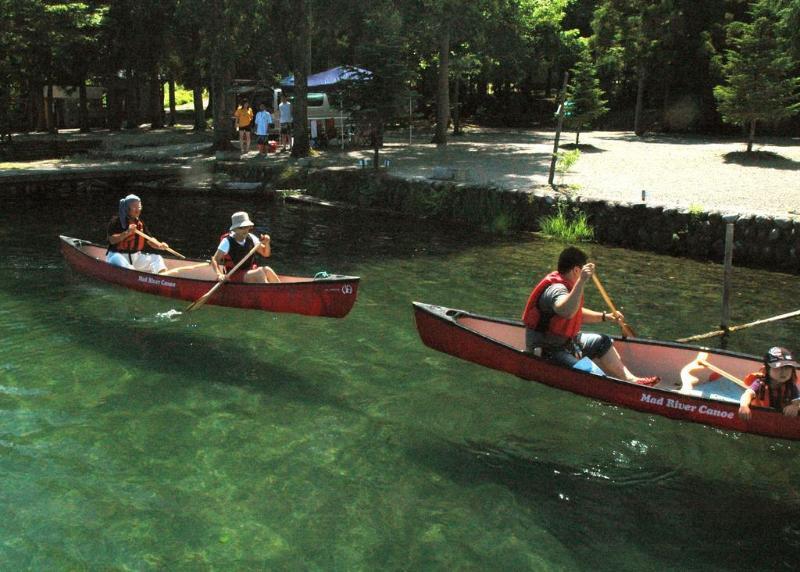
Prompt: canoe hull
<box><xmin>61</xmin><ymin>236</ymin><xmax>359</xmax><ymax>318</ymax></box>
<box><xmin>413</xmin><ymin>302</ymin><xmax>800</xmax><ymax>441</ymax></box>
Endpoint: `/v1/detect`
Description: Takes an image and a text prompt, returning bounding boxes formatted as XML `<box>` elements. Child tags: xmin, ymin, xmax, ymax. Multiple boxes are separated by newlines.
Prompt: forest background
<box><xmin>0</xmin><ymin>0</ymin><xmax>798</xmax><ymax>157</ymax></box>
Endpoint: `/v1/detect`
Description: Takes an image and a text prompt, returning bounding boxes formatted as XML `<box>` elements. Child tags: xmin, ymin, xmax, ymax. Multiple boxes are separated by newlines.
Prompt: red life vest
<box><xmin>522</xmin><ymin>271</ymin><xmax>583</xmax><ymax>339</ymax></box>
<box><xmin>111</xmin><ymin>218</ymin><xmax>145</xmax><ymax>253</ymax></box>
<box><xmin>744</xmin><ymin>369</ymin><xmax>799</xmax><ymax>410</ymax></box>
<box><xmin>219</xmin><ymin>232</ymin><xmax>258</xmax><ymax>273</ymax></box>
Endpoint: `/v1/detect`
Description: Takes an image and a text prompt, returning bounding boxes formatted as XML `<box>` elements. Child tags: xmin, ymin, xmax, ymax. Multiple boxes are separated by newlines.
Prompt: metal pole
<box><xmin>721</xmin><ymin>223</ymin><xmax>734</xmax><ymax>332</ymax></box>
<box><xmin>548</xmin><ymin>71</ymin><xmax>569</xmax><ymax>186</ymax></box>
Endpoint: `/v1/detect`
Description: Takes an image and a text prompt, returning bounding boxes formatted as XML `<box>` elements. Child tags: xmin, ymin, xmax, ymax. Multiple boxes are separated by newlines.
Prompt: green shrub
<box><xmin>538</xmin><ymin>201</ymin><xmax>594</xmax><ymax>242</ymax></box>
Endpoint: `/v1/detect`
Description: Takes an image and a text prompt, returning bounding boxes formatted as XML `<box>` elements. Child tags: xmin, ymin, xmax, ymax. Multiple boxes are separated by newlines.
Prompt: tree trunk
<box><xmin>46</xmin><ymin>84</ymin><xmax>56</xmax><ymax>133</ymax></box>
<box><xmin>747</xmin><ymin>119</ymin><xmax>756</xmax><ymax>153</ymax></box>
<box><xmin>212</xmin><ymin>68</ymin><xmax>234</xmax><ymax>151</ymax></box>
<box><xmin>78</xmin><ymin>80</ymin><xmax>89</xmax><ymax>132</ymax></box>
<box><xmin>192</xmin><ymin>83</ymin><xmax>205</xmax><ymax>130</ymax></box>
<box><xmin>575</xmin><ymin>129</ymin><xmax>580</xmax><ymax>146</ymax></box>
<box><xmin>432</xmin><ymin>25</ymin><xmax>450</xmax><ymax>146</ymax></box>
<box><xmin>633</xmin><ymin>63</ymin><xmax>647</xmax><ymax>136</ymax></box>
<box><xmin>106</xmin><ymin>85</ymin><xmax>122</xmax><ymax>130</ymax></box>
<box><xmin>125</xmin><ymin>70</ymin><xmax>138</xmax><ymax>129</ymax></box>
<box><xmin>33</xmin><ymin>82</ymin><xmax>46</xmax><ymax>131</ymax></box>
<box><xmin>452</xmin><ymin>75</ymin><xmax>461</xmax><ymax>135</ymax></box>
<box><xmin>150</xmin><ymin>73</ymin><xmax>163</xmax><ymax>129</ymax></box>
<box><xmin>291</xmin><ymin>0</ymin><xmax>310</xmax><ymax>158</ymax></box>
<box><xmin>373</xmin><ymin>126</ymin><xmax>380</xmax><ymax>170</ymax></box>
<box><xmin>168</xmin><ymin>79</ymin><xmax>176</xmax><ymax>126</ymax></box>
<box><xmin>545</xmin><ymin>66</ymin><xmax>553</xmax><ymax>98</ymax></box>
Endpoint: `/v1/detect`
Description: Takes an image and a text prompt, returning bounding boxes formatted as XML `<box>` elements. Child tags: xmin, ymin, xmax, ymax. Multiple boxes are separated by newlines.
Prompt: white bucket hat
<box><xmin>230</xmin><ymin>211</ymin><xmax>255</xmax><ymax>231</ymax></box>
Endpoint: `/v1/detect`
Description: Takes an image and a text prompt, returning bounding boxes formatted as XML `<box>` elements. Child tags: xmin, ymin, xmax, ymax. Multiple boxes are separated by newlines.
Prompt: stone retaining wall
<box><xmin>216</xmin><ymin>162</ymin><xmax>800</xmax><ymax>274</ymax></box>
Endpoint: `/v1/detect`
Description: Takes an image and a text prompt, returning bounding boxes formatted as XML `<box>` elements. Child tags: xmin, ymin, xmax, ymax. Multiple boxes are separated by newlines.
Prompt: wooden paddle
<box><xmin>676</xmin><ymin>309</ymin><xmax>800</xmax><ymax>343</ymax></box>
<box><xmin>185</xmin><ymin>241</ymin><xmax>262</xmax><ymax>312</ymax></box>
<box><xmin>161</xmin><ymin>262</ymin><xmax>210</xmax><ymax>276</ymax></box>
<box><xmin>690</xmin><ymin>352</ymin><xmax>748</xmax><ymax>389</ymax></box>
<box><xmin>591</xmin><ymin>272</ymin><xmax>636</xmax><ymax>338</ymax></box>
<box><xmin>134</xmin><ymin>229</ymin><xmax>186</xmax><ymax>259</ymax></box>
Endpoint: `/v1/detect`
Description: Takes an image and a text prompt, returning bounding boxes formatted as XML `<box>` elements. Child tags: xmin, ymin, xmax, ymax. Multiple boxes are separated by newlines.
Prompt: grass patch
<box><xmin>538</xmin><ymin>202</ymin><xmax>594</xmax><ymax>242</ymax></box>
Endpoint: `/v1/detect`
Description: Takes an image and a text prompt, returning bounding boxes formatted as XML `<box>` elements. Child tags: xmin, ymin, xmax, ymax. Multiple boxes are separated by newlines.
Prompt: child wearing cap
<box><xmin>738</xmin><ymin>346</ymin><xmax>800</xmax><ymax>420</ymax></box>
<box><xmin>211</xmin><ymin>211</ymin><xmax>280</xmax><ymax>283</ymax></box>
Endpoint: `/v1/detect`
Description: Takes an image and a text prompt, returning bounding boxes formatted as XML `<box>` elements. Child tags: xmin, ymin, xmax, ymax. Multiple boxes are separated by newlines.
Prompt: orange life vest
<box><xmin>522</xmin><ymin>271</ymin><xmax>583</xmax><ymax>339</ymax></box>
<box><xmin>111</xmin><ymin>218</ymin><xmax>145</xmax><ymax>253</ymax></box>
<box><xmin>744</xmin><ymin>369</ymin><xmax>799</xmax><ymax>409</ymax></box>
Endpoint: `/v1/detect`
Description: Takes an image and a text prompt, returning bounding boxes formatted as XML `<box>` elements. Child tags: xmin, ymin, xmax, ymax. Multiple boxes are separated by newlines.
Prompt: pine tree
<box><xmin>713</xmin><ymin>0</ymin><xmax>800</xmax><ymax>152</ymax></box>
<box><xmin>565</xmin><ymin>42</ymin><xmax>608</xmax><ymax>146</ymax></box>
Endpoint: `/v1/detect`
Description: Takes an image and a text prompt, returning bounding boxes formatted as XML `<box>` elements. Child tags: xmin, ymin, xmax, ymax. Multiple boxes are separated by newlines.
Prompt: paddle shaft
<box><xmin>591</xmin><ymin>273</ymin><xmax>636</xmax><ymax>338</ymax></box>
<box><xmin>161</xmin><ymin>262</ymin><xmax>210</xmax><ymax>276</ymax></box>
<box><xmin>676</xmin><ymin>309</ymin><xmax>800</xmax><ymax>343</ymax></box>
<box><xmin>186</xmin><ymin>241</ymin><xmax>262</xmax><ymax>312</ymax></box>
<box><xmin>697</xmin><ymin>359</ymin><xmax>748</xmax><ymax>389</ymax></box>
<box><xmin>134</xmin><ymin>229</ymin><xmax>186</xmax><ymax>259</ymax></box>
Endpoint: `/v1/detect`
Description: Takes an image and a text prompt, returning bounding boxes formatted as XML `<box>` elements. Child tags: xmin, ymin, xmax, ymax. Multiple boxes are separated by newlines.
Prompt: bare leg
<box><xmin>262</xmin><ymin>266</ymin><xmax>280</xmax><ymax>283</ymax></box>
<box><xmin>243</xmin><ymin>268</ymin><xmax>268</xmax><ymax>283</ymax></box>
<box><xmin>594</xmin><ymin>346</ymin><xmax>637</xmax><ymax>381</ymax></box>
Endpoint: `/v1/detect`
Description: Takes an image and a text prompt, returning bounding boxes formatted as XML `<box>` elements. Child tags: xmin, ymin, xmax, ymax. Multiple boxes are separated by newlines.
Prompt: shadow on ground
<box><xmin>559</xmin><ymin>143</ymin><xmax>606</xmax><ymax>154</ymax></box>
<box><xmin>722</xmin><ymin>150</ymin><xmax>800</xmax><ymax>171</ymax></box>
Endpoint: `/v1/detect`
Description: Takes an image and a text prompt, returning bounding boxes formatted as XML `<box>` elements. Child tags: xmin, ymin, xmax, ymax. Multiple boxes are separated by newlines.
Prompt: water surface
<box><xmin>1</xmin><ymin>186</ymin><xmax>799</xmax><ymax>570</ymax></box>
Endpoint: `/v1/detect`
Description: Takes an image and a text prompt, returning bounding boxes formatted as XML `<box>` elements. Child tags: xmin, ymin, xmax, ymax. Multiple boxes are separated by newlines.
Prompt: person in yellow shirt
<box><xmin>232</xmin><ymin>100</ymin><xmax>253</xmax><ymax>155</ymax></box>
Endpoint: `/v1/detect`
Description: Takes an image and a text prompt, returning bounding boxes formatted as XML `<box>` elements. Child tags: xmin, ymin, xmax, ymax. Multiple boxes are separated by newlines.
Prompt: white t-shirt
<box><xmin>279</xmin><ymin>101</ymin><xmax>293</xmax><ymax>123</ymax></box>
<box><xmin>217</xmin><ymin>233</ymin><xmax>259</xmax><ymax>254</ymax></box>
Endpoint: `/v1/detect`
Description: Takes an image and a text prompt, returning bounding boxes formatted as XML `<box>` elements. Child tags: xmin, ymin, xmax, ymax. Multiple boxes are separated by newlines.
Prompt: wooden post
<box><xmin>548</xmin><ymin>72</ymin><xmax>569</xmax><ymax>186</ymax></box>
<box><xmin>721</xmin><ymin>223</ymin><xmax>734</xmax><ymax>332</ymax></box>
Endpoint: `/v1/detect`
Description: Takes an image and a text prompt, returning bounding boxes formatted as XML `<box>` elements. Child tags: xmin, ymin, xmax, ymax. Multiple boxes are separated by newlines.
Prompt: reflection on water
<box><xmin>0</xmin><ymin>186</ymin><xmax>799</xmax><ymax>569</ymax></box>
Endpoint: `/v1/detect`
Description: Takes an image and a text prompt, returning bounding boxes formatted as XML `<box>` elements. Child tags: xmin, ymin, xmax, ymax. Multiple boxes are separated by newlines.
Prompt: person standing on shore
<box><xmin>254</xmin><ymin>103</ymin><xmax>273</xmax><ymax>157</ymax></box>
<box><xmin>522</xmin><ymin>246</ymin><xmax>660</xmax><ymax>385</ymax></box>
<box><xmin>279</xmin><ymin>95</ymin><xmax>293</xmax><ymax>151</ymax></box>
<box><xmin>233</xmin><ymin>100</ymin><xmax>253</xmax><ymax>155</ymax></box>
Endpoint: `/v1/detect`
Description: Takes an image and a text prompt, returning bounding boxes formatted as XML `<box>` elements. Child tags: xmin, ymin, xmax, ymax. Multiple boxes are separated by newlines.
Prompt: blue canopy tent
<box><xmin>279</xmin><ymin>66</ymin><xmax>371</xmax><ymax>90</ymax></box>
<box><xmin>279</xmin><ymin>66</ymin><xmax>372</xmax><ymax>149</ymax></box>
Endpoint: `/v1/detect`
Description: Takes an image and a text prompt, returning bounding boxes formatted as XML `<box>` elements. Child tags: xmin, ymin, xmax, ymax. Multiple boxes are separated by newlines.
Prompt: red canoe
<box><xmin>60</xmin><ymin>235</ymin><xmax>359</xmax><ymax>318</ymax></box>
<box><xmin>413</xmin><ymin>302</ymin><xmax>800</xmax><ymax>441</ymax></box>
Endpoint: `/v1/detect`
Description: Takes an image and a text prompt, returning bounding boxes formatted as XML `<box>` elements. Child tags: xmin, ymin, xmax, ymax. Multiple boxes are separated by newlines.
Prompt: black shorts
<box><xmin>280</xmin><ymin>123</ymin><xmax>292</xmax><ymax>135</ymax></box>
<box><xmin>256</xmin><ymin>135</ymin><xmax>268</xmax><ymax>144</ymax></box>
<box><xmin>239</xmin><ymin>126</ymin><xmax>251</xmax><ymax>133</ymax></box>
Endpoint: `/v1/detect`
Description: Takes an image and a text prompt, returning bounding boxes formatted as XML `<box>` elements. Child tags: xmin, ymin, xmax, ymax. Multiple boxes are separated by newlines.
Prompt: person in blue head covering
<box><xmin>106</xmin><ymin>194</ymin><xmax>169</xmax><ymax>273</ymax></box>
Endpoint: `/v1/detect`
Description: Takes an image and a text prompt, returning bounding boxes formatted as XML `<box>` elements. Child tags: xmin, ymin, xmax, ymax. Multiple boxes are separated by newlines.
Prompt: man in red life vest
<box><xmin>523</xmin><ymin>246</ymin><xmax>660</xmax><ymax>386</ymax></box>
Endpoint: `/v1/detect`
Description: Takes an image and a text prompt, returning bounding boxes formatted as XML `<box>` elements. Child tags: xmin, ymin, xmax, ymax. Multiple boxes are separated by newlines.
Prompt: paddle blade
<box><xmin>186</xmin><ymin>282</ymin><xmax>221</xmax><ymax>312</ymax></box>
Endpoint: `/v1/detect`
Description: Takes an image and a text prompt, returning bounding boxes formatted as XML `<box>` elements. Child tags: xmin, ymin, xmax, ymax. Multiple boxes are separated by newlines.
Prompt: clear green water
<box><xmin>1</xmin><ymin>186</ymin><xmax>799</xmax><ymax>570</ymax></box>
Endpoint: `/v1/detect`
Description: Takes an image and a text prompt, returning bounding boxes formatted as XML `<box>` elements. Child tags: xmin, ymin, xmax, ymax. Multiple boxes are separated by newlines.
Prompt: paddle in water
<box><xmin>185</xmin><ymin>241</ymin><xmax>262</xmax><ymax>312</ymax></box>
<box><xmin>591</xmin><ymin>272</ymin><xmax>636</xmax><ymax>338</ymax></box>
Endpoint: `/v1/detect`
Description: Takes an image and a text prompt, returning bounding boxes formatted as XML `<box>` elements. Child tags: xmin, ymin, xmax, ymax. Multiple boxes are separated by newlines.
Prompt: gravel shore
<box><xmin>364</xmin><ymin>128</ymin><xmax>800</xmax><ymax>219</ymax></box>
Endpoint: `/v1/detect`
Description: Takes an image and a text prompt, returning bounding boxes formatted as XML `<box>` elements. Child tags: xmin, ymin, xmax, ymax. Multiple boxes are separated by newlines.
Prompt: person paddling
<box><xmin>522</xmin><ymin>246</ymin><xmax>659</xmax><ymax>386</ymax></box>
<box><xmin>211</xmin><ymin>211</ymin><xmax>280</xmax><ymax>284</ymax></box>
<box><xmin>739</xmin><ymin>347</ymin><xmax>800</xmax><ymax>420</ymax></box>
<box><xmin>106</xmin><ymin>194</ymin><xmax>169</xmax><ymax>274</ymax></box>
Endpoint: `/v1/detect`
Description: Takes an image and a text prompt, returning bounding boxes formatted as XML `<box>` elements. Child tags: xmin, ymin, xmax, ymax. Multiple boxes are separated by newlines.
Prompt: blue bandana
<box><xmin>118</xmin><ymin>194</ymin><xmax>141</xmax><ymax>229</ymax></box>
